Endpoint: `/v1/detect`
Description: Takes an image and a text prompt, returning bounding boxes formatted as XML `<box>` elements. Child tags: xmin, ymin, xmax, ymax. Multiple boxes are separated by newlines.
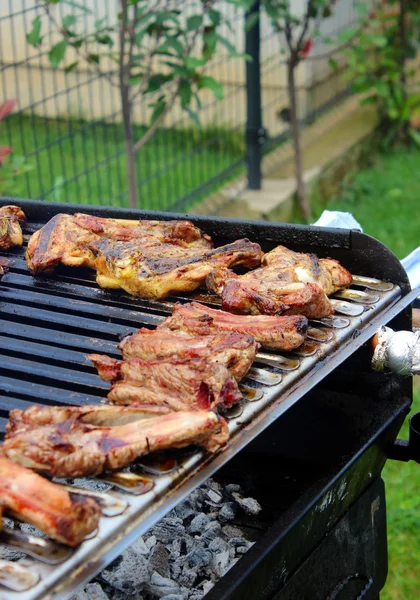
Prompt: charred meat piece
<box><xmin>0</xmin><ymin>205</ymin><xmax>26</xmax><ymax>250</ymax></box>
<box><xmin>0</xmin><ymin>456</ymin><xmax>100</xmax><ymax>546</ymax></box>
<box><xmin>26</xmin><ymin>212</ymin><xmax>212</xmax><ymax>273</ymax></box>
<box><xmin>90</xmin><ymin>237</ymin><xmax>262</xmax><ymax>298</ymax></box>
<box><xmin>89</xmin><ymin>354</ymin><xmax>242</xmax><ymax>410</ymax></box>
<box><xmin>207</xmin><ymin>245</ymin><xmax>353</xmax><ymax>319</ymax></box>
<box><xmin>159</xmin><ymin>302</ymin><xmax>308</xmax><ymax>351</ymax></box>
<box><xmin>118</xmin><ymin>328</ymin><xmax>259</xmax><ymax>382</ymax></box>
<box><xmin>3</xmin><ymin>407</ymin><xmax>229</xmax><ymax>478</ymax></box>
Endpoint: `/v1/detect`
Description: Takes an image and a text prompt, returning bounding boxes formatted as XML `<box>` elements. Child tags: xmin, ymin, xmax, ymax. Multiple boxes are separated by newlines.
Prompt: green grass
<box><xmin>382</xmin><ymin>382</ymin><xmax>420</xmax><ymax>600</ymax></box>
<box><xmin>0</xmin><ymin>115</ymin><xmax>244</xmax><ymax>210</ymax></box>
<box><xmin>310</xmin><ymin>147</ymin><xmax>420</xmax><ymax>599</ymax></box>
<box><xmin>311</xmin><ymin>146</ymin><xmax>420</xmax><ymax>259</ymax></box>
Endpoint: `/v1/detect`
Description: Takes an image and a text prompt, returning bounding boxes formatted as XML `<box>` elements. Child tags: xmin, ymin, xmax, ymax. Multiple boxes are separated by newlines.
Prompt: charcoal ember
<box><xmin>174</xmin><ymin>500</ymin><xmax>196</xmax><ymax>521</ymax></box>
<box><xmin>101</xmin><ymin>549</ymin><xmax>151</xmax><ymax>594</ymax></box>
<box><xmin>184</xmin><ymin>536</ymin><xmax>205</xmax><ymax>553</ymax></box>
<box><xmin>205</xmin><ymin>489</ymin><xmax>222</xmax><ymax>505</ymax></box>
<box><xmin>237</xmin><ymin>542</ymin><xmax>254</xmax><ymax>554</ymax></box>
<box><xmin>0</xmin><ymin>545</ymin><xmax>26</xmax><ymax>561</ymax></box>
<box><xmin>188</xmin><ymin>513</ymin><xmax>210</xmax><ymax>534</ymax></box>
<box><xmin>187</xmin><ymin>489</ymin><xmax>205</xmax><ymax>511</ymax></box>
<box><xmin>222</xmin><ymin>525</ymin><xmax>243</xmax><ymax>538</ymax></box>
<box><xmin>208</xmin><ymin>537</ymin><xmax>229</xmax><ymax>554</ymax></box>
<box><xmin>146</xmin><ymin>572</ymin><xmax>181</xmax><ymax>598</ymax></box>
<box><xmin>84</xmin><ymin>583</ymin><xmax>110</xmax><ymax>600</ymax></box>
<box><xmin>148</xmin><ymin>542</ymin><xmax>170</xmax><ymax>578</ymax></box>
<box><xmin>225</xmin><ymin>484</ymin><xmax>242</xmax><ymax>494</ymax></box>
<box><xmin>160</xmin><ymin>595</ymin><xmax>185</xmax><ymax>600</ymax></box>
<box><xmin>178</xmin><ymin>567</ymin><xmax>197</xmax><ymax>588</ymax></box>
<box><xmin>232</xmin><ymin>493</ymin><xmax>262</xmax><ymax>515</ymax></box>
<box><xmin>201</xmin><ymin>580</ymin><xmax>214</xmax><ymax>595</ymax></box>
<box><xmin>72</xmin><ymin>478</ymin><xmax>113</xmax><ymax>493</ymax></box>
<box><xmin>152</xmin><ymin>518</ymin><xmax>185</xmax><ymax>544</ymax></box>
<box><xmin>170</xmin><ymin>556</ymin><xmax>187</xmax><ymax>580</ymax></box>
<box><xmin>187</xmin><ymin>548</ymin><xmax>212</xmax><ymax>569</ymax></box>
<box><xmin>201</xmin><ymin>520</ymin><xmax>222</xmax><ymax>543</ymax></box>
<box><xmin>228</xmin><ymin>537</ymin><xmax>249</xmax><ymax>548</ymax></box>
<box><xmin>218</xmin><ymin>502</ymin><xmax>238</xmax><ymax>522</ymax></box>
<box><xmin>211</xmin><ymin>550</ymin><xmax>231</xmax><ymax>578</ymax></box>
<box><xmin>131</xmin><ymin>536</ymin><xmax>150</xmax><ymax>556</ymax></box>
<box><xmin>145</xmin><ymin>535</ymin><xmax>157</xmax><ymax>550</ymax></box>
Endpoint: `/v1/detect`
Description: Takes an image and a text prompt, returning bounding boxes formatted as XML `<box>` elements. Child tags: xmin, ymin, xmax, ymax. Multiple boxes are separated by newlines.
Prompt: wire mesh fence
<box><xmin>0</xmin><ymin>0</ymin><xmax>362</xmax><ymax>212</ymax></box>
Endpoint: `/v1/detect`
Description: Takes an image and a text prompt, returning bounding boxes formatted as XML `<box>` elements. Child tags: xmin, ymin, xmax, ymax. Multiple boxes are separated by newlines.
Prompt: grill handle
<box><xmin>389</xmin><ymin>412</ymin><xmax>420</xmax><ymax>464</ymax></box>
<box><xmin>325</xmin><ymin>573</ymin><xmax>374</xmax><ymax>600</ymax></box>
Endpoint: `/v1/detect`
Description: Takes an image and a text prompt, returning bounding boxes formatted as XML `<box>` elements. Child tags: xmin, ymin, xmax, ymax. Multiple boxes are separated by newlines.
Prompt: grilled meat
<box><xmin>2</xmin><ymin>407</ymin><xmax>229</xmax><ymax>478</ymax></box>
<box><xmin>0</xmin><ymin>205</ymin><xmax>25</xmax><ymax>250</ymax></box>
<box><xmin>26</xmin><ymin>212</ymin><xmax>262</xmax><ymax>299</ymax></box>
<box><xmin>89</xmin><ymin>354</ymin><xmax>242</xmax><ymax>410</ymax></box>
<box><xmin>207</xmin><ymin>245</ymin><xmax>353</xmax><ymax>318</ymax></box>
<box><xmin>118</xmin><ymin>328</ymin><xmax>258</xmax><ymax>382</ymax></box>
<box><xmin>159</xmin><ymin>302</ymin><xmax>308</xmax><ymax>351</ymax></box>
<box><xmin>0</xmin><ymin>456</ymin><xmax>100</xmax><ymax>546</ymax></box>
<box><xmin>90</xmin><ymin>237</ymin><xmax>262</xmax><ymax>298</ymax></box>
<box><xmin>26</xmin><ymin>212</ymin><xmax>212</xmax><ymax>273</ymax></box>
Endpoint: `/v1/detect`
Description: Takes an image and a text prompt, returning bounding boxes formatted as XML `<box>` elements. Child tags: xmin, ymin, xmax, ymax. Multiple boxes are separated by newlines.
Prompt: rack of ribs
<box><xmin>118</xmin><ymin>328</ymin><xmax>259</xmax><ymax>382</ymax></box>
<box><xmin>2</xmin><ymin>406</ymin><xmax>229</xmax><ymax>478</ymax></box>
<box><xmin>0</xmin><ymin>205</ymin><xmax>25</xmax><ymax>250</ymax></box>
<box><xmin>0</xmin><ymin>456</ymin><xmax>100</xmax><ymax>546</ymax></box>
<box><xmin>89</xmin><ymin>354</ymin><xmax>242</xmax><ymax>410</ymax></box>
<box><xmin>206</xmin><ymin>245</ymin><xmax>353</xmax><ymax>318</ymax></box>
<box><xmin>26</xmin><ymin>213</ymin><xmax>262</xmax><ymax>299</ymax></box>
<box><xmin>159</xmin><ymin>302</ymin><xmax>308</xmax><ymax>351</ymax></box>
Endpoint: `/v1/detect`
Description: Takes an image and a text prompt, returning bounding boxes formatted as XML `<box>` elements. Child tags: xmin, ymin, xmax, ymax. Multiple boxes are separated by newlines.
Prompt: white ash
<box><xmin>72</xmin><ymin>478</ymin><xmax>261</xmax><ymax>600</ymax></box>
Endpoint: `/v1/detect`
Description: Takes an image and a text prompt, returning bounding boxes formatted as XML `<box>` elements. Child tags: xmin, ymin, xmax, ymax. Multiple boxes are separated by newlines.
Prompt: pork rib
<box><xmin>0</xmin><ymin>205</ymin><xmax>25</xmax><ymax>250</ymax></box>
<box><xmin>89</xmin><ymin>354</ymin><xmax>242</xmax><ymax>410</ymax></box>
<box><xmin>26</xmin><ymin>212</ymin><xmax>212</xmax><ymax>273</ymax></box>
<box><xmin>206</xmin><ymin>245</ymin><xmax>352</xmax><ymax>319</ymax></box>
<box><xmin>118</xmin><ymin>328</ymin><xmax>259</xmax><ymax>381</ymax></box>
<box><xmin>159</xmin><ymin>302</ymin><xmax>308</xmax><ymax>351</ymax></box>
<box><xmin>0</xmin><ymin>456</ymin><xmax>100</xmax><ymax>546</ymax></box>
<box><xmin>2</xmin><ymin>407</ymin><xmax>229</xmax><ymax>478</ymax></box>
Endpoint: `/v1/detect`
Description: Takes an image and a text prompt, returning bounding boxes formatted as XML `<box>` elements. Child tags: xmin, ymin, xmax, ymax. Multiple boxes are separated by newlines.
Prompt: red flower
<box><xmin>300</xmin><ymin>39</ymin><xmax>313</xmax><ymax>58</ymax></box>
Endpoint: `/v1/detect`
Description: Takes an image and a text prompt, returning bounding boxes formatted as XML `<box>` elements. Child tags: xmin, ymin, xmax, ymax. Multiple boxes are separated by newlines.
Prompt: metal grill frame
<box><xmin>0</xmin><ymin>197</ymin><xmax>415</xmax><ymax>599</ymax></box>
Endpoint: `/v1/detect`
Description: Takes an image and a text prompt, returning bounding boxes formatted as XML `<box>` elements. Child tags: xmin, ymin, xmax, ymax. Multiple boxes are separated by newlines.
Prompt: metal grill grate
<box><xmin>0</xmin><ymin>215</ymin><xmax>411</xmax><ymax>600</ymax></box>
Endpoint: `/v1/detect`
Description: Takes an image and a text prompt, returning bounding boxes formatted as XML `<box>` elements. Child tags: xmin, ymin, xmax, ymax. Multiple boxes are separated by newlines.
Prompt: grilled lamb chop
<box><xmin>2</xmin><ymin>407</ymin><xmax>229</xmax><ymax>478</ymax></box>
<box><xmin>26</xmin><ymin>212</ymin><xmax>212</xmax><ymax>273</ymax></box>
<box><xmin>0</xmin><ymin>456</ymin><xmax>100</xmax><ymax>546</ymax></box>
<box><xmin>89</xmin><ymin>354</ymin><xmax>242</xmax><ymax>410</ymax></box>
<box><xmin>159</xmin><ymin>302</ymin><xmax>308</xmax><ymax>351</ymax></box>
<box><xmin>207</xmin><ymin>245</ymin><xmax>352</xmax><ymax>319</ymax></box>
<box><xmin>118</xmin><ymin>328</ymin><xmax>258</xmax><ymax>381</ymax></box>
<box><xmin>90</xmin><ymin>237</ymin><xmax>262</xmax><ymax>298</ymax></box>
<box><xmin>0</xmin><ymin>205</ymin><xmax>26</xmax><ymax>250</ymax></box>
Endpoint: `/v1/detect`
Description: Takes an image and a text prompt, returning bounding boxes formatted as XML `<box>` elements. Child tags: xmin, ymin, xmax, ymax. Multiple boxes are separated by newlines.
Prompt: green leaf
<box><xmin>187</xmin><ymin>15</ymin><xmax>203</xmax><ymax>32</ymax></box>
<box><xmin>62</xmin><ymin>14</ymin><xmax>77</xmax><ymax>30</ymax></box>
<box><xmin>150</xmin><ymin>100</ymin><xmax>167</xmax><ymax>125</ymax></box>
<box><xmin>216</xmin><ymin>35</ymin><xmax>236</xmax><ymax>54</ymax></box>
<box><xmin>198</xmin><ymin>76</ymin><xmax>224</xmax><ymax>100</ymax></box>
<box><xmin>145</xmin><ymin>74</ymin><xmax>173</xmax><ymax>93</ymax></box>
<box><xmin>184</xmin><ymin>56</ymin><xmax>206</xmax><ymax>70</ymax></box>
<box><xmin>61</xmin><ymin>0</ymin><xmax>92</xmax><ymax>14</ymax></box>
<box><xmin>328</xmin><ymin>58</ymin><xmax>338</xmax><ymax>71</ymax></box>
<box><xmin>64</xmin><ymin>61</ymin><xmax>78</xmax><ymax>73</ymax></box>
<box><xmin>208</xmin><ymin>9</ymin><xmax>221</xmax><ymax>26</ymax></box>
<box><xmin>48</xmin><ymin>40</ymin><xmax>68</xmax><ymax>68</ymax></box>
<box><xmin>184</xmin><ymin>106</ymin><xmax>201</xmax><ymax>128</ymax></box>
<box><xmin>71</xmin><ymin>39</ymin><xmax>84</xmax><ymax>48</ymax></box>
<box><xmin>95</xmin><ymin>34</ymin><xmax>114</xmax><ymax>46</ymax></box>
<box><xmin>87</xmin><ymin>53</ymin><xmax>100</xmax><ymax>64</ymax></box>
<box><xmin>408</xmin><ymin>128</ymin><xmax>420</xmax><ymax>147</ymax></box>
<box><xmin>179</xmin><ymin>79</ymin><xmax>192</xmax><ymax>109</ymax></box>
<box><xmin>27</xmin><ymin>16</ymin><xmax>42</xmax><ymax>47</ymax></box>
<box><xmin>95</xmin><ymin>18</ymin><xmax>106</xmax><ymax>29</ymax></box>
<box><xmin>337</xmin><ymin>26</ymin><xmax>360</xmax><ymax>43</ymax></box>
<box><xmin>157</xmin><ymin>36</ymin><xmax>184</xmax><ymax>56</ymax></box>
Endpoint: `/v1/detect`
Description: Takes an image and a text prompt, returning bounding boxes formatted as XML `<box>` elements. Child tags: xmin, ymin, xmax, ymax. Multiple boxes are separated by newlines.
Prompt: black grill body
<box><xmin>0</xmin><ymin>197</ymin><xmax>415</xmax><ymax>600</ymax></box>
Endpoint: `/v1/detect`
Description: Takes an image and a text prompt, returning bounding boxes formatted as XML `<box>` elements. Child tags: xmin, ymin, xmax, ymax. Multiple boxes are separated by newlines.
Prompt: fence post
<box><xmin>245</xmin><ymin>0</ymin><xmax>264</xmax><ymax>190</ymax></box>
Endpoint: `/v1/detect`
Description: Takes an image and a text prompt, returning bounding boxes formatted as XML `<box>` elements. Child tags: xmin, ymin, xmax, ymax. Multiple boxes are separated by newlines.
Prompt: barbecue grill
<box><xmin>0</xmin><ymin>197</ymin><xmax>418</xmax><ymax>600</ymax></box>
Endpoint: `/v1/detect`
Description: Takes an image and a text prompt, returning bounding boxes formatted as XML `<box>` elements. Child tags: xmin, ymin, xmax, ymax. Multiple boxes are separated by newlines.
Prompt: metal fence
<box><xmin>0</xmin><ymin>0</ymin><xmax>361</xmax><ymax>212</ymax></box>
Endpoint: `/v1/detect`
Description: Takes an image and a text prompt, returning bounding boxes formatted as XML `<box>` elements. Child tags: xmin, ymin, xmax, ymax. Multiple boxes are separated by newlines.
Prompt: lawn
<box><xmin>312</xmin><ymin>147</ymin><xmax>420</xmax><ymax>260</ymax></box>
<box><xmin>0</xmin><ymin>115</ymin><xmax>244</xmax><ymax>211</ymax></box>
<box><xmin>312</xmin><ymin>147</ymin><xmax>420</xmax><ymax>599</ymax></box>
